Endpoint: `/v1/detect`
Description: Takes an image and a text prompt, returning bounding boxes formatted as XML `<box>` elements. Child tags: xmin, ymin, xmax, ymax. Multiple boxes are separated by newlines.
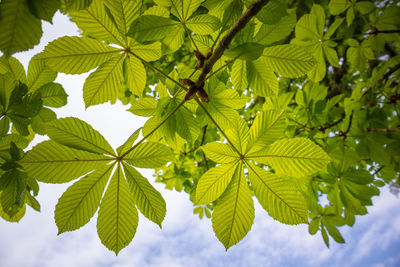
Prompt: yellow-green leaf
<box><xmin>246</xmin><ymin>137</ymin><xmax>331</xmax><ymax>177</ymax></box>
<box><xmin>247</xmin><ymin>58</ymin><xmax>278</xmax><ymax>97</ymax></box>
<box><xmin>231</xmin><ymin>60</ymin><xmax>248</xmax><ymax>91</ymax></box>
<box><xmin>123</xmin><ymin>163</ymin><xmax>166</xmax><ymax>227</ymax></box>
<box><xmin>186</xmin><ymin>14</ymin><xmax>221</xmax><ymax>35</ymax></box>
<box><xmin>225</xmin><ymin>117</ymin><xmax>250</xmax><ymax>154</ymax></box>
<box><xmin>21</xmin><ymin>140</ymin><xmax>112</xmax><ymax>183</ymax></box>
<box><xmin>128</xmin><ymin>15</ymin><xmax>181</xmax><ymax>43</ymax></box>
<box><xmin>196</xmin><ymin>162</ymin><xmax>239</xmax><ymax>205</ymax></box>
<box><xmin>0</xmin><ymin>0</ymin><xmax>42</xmax><ymax>57</ymax></box>
<box><xmin>38</xmin><ymin>36</ymin><xmax>121</xmax><ymax>74</ymax></box>
<box><xmin>202</xmin><ymin>143</ymin><xmax>238</xmax><ymax>163</ymax></box>
<box><xmin>261</xmin><ymin>45</ymin><xmax>315</xmax><ymax>78</ymax></box>
<box><xmin>246</xmin><ymin>110</ymin><xmax>286</xmax><ymax>154</ymax></box>
<box><xmin>45</xmin><ymin>117</ymin><xmax>115</xmax><ymax>155</ymax></box>
<box><xmin>103</xmin><ymin>0</ymin><xmax>141</xmax><ymax>38</ymax></box>
<box><xmin>55</xmin><ymin>164</ymin><xmax>114</xmax><ymax>234</ymax></box>
<box><xmin>131</xmin><ymin>42</ymin><xmax>162</xmax><ymax>62</ymax></box>
<box><xmin>83</xmin><ymin>55</ymin><xmax>124</xmax><ymax>108</ymax></box>
<box><xmin>128</xmin><ymin>98</ymin><xmax>158</xmax><ymax>117</ymax></box>
<box><xmin>124</xmin><ymin>54</ymin><xmax>146</xmax><ymax>97</ymax></box>
<box><xmin>27</xmin><ymin>54</ymin><xmax>57</xmax><ymax>92</ymax></box>
<box><xmin>70</xmin><ymin>0</ymin><xmax>123</xmax><ymax>45</ymax></box>
<box><xmin>124</xmin><ymin>142</ymin><xmax>174</xmax><ymax>168</ymax></box>
<box><xmin>246</xmin><ymin>163</ymin><xmax>308</xmax><ymax>224</ymax></box>
<box><xmin>38</xmin><ymin>83</ymin><xmax>68</xmax><ymax>108</ymax></box>
<box><xmin>97</xmin><ymin>164</ymin><xmax>138</xmax><ymax>255</ymax></box>
<box><xmin>212</xmin><ymin>164</ymin><xmax>254</xmax><ymax>250</ymax></box>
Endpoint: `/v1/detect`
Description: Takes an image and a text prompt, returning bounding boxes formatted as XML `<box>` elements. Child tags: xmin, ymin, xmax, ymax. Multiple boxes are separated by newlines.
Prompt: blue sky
<box><xmin>0</xmin><ymin>12</ymin><xmax>399</xmax><ymax>267</ymax></box>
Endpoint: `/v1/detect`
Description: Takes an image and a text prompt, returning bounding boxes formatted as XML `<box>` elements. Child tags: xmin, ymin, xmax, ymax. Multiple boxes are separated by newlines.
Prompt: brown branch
<box><xmin>365</xmin><ymin>127</ymin><xmax>400</xmax><ymax>133</ymax></box>
<box><xmin>194</xmin><ymin>0</ymin><xmax>269</xmax><ymax>88</ymax></box>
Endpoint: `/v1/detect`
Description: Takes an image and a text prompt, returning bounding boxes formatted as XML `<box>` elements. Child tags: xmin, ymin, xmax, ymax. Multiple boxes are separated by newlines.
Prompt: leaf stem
<box><xmin>128</xmin><ymin>51</ymin><xmax>187</xmax><ymax>91</ymax></box>
<box><xmin>121</xmin><ymin>99</ymin><xmax>186</xmax><ymax>158</ymax></box>
<box><xmin>196</xmin><ymin>99</ymin><xmax>242</xmax><ymax>157</ymax></box>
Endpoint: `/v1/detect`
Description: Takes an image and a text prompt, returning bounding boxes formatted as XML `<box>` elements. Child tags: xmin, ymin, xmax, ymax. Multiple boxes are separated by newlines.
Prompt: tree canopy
<box><xmin>0</xmin><ymin>0</ymin><xmax>399</xmax><ymax>255</ymax></box>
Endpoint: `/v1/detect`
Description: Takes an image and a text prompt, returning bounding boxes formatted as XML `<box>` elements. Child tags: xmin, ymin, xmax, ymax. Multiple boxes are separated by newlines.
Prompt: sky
<box><xmin>0</xmin><ymin>12</ymin><xmax>400</xmax><ymax>267</ymax></box>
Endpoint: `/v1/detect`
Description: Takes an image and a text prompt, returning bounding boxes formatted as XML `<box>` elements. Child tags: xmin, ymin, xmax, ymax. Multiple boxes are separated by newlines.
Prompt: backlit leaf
<box><xmin>45</xmin><ymin>117</ymin><xmax>115</xmax><ymax>155</ymax></box>
<box><xmin>247</xmin><ymin>163</ymin><xmax>308</xmax><ymax>224</ymax></box>
<box><xmin>55</xmin><ymin>164</ymin><xmax>114</xmax><ymax>234</ymax></box>
<box><xmin>212</xmin><ymin>164</ymin><xmax>254</xmax><ymax>250</ymax></box>
<box><xmin>196</xmin><ymin>162</ymin><xmax>239</xmax><ymax>205</ymax></box>
<box><xmin>123</xmin><ymin>163</ymin><xmax>166</xmax><ymax>227</ymax></box>
<box><xmin>39</xmin><ymin>36</ymin><xmax>121</xmax><ymax>74</ymax></box>
<box><xmin>21</xmin><ymin>140</ymin><xmax>112</xmax><ymax>183</ymax></box>
<box><xmin>247</xmin><ymin>138</ymin><xmax>331</xmax><ymax>177</ymax></box>
<box><xmin>97</xmin><ymin>164</ymin><xmax>138</xmax><ymax>255</ymax></box>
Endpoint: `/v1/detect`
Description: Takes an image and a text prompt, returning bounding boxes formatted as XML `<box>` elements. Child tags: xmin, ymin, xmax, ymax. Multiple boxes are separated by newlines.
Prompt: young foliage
<box><xmin>1</xmin><ymin>0</ymin><xmax>399</xmax><ymax>255</ymax></box>
<box><xmin>21</xmin><ymin>117</ymin><xmax>172</xmax><ymax>254</ymax></box>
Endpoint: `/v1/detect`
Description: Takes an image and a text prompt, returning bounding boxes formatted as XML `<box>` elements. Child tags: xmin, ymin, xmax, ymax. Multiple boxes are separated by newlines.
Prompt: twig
<box><xmin>365</xmin><ymin>127</ymin><xmax>400</xmax><ymax>132</ymax></box>
<box><xmin>194</xmin><ymin>0</ymin><xmax>269</xmax><ymax>88</ymax></box>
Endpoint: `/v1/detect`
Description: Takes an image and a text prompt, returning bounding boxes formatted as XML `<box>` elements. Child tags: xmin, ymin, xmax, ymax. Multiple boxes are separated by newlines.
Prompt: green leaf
<box><xmin>128</xmin><ymin>98</ymin><xmax>158</xmax><ymax>117</ymax></box>
<box><xmin>155</xmin><ymin>0</ymin><xmax>204</xmax><ymax>21</ymax></box>
<box><xmin>355</xmin><ymin>2</ymin><xmax>374</xmax><ymax>15</ymax></box>
<box><xmin>225</xmin><ymin>43</ymin><xmax>264</xmax><ymax>61</ymax></box>
<box><xmin>323</xmin><ymin>218</ymin><xmax>345</xmax><ymax>243</ymax></box>
<box><xmin>231</xmin><ymin>60</ymin><xmax>248</xmax><ymax>91</ymax></box>
<box><xmin>0</xmin><ymin>116</ymin><xmax>10</xmax><ymax>137</ymax></box>
<box><xmin>31</xmin><ymin>107</ymin><xmax>57</xmax><ymax>135</ymax></box>
<box><xmin>103</xmin><ymin>0</ymin><xmax>141</xmax><ymax>37</ymax></box>
<box><xmin>124</xmin><ymin>54</ymin><xmax>146</xmax><ymax>97</ymax></box>
<box><xmin>186</xmin><ymin>14</ymin><xmax>221</xmax><ymax>35</ymax></box>
<box><xmin>247</xmin><ymin>138</ymin><xmax>331</xmax><ymax>177</ymax></box>
<box><xmin>321</xmin><ymin>226</ymin><xmax>330</xmax><ymax>247</ymax></box>
<box><xmin>0</xmin><ymin>0</ymin><xmax>42</xmax><ymax>57</ymax></box>
<box><xmin>261</xmin><ymin>45</ymin><xmax>315</xmax><ymax>78</ymax></box>
<box><xmin>211</xmin><ymin>89</ymin><xmax>248</xmax><ymax>109</ymax></box>
<box><xmin>27</xmin><ymin>54</ymin><xmax>57</xmax><ymax>92</ymax></box>
<box><xmin>254</xmin><ymin>10</ymin><xmax>296</xmax><ymax>46</ymax></box>
<box><xmin>174</xmin><ymin>103</ymin><xmax>200</xmax><ymax>143</ymax></box>
<box><xmin>83</xmin><ymin>55</ymin><xmax>124</xmax><ymax>108</ymax></box>
<box><xmin>97</xmin><ymin>164</ymin><xmax>138</xmax><ymax>255</ymax></box>
<box><xmin>247</xmin><ymin>58</ymin><xmax>278</xmax><ymax>97</ymax></box>
<box><xmin>196</xmin><ymin>162</ymin><xmax>239</xmax><ymax>205</ymax></box>
<box><xmin>38</xmin><ymin>83</ymin><xmax>68</xmax><ymax>108</ymax></box>
<box><xmin>329</xmin><ymin>0</ymin><xmax>351</xmax><ymax>15</ymax></box>
<box><xmin>62</xmin><ymin>0</ymin><xmax>92</xmax><ymax>11</ymax></box>
<box><xmin>225</xmin><ymin>117</ymin><xmax>250</xmax><ymax>154</ymax></box>
<box><xmin>255</xmin><ymin>0</ymin><xmax>287</xmax><ymax>25</ymax></box>
<box><xmin>27</xmin><ymin>0</ymin><xmax>60</xmax><ymax>23</ymax></box>
<box><xmin>123</xmin><ymin>163</ymin><xmax>166</xmax><ymax>227</ymax></box>
<box><xmin>246</xmin><ymin>110</ymin><xmax>286</xmax><ymax>153</ymax></box>
<box><xmin>294</xmin><ymin>5</ymin><xmax>322</xmax><ymax>41</ymax></box>
<box><xmin>0</xmin><ymin>196</ymin><xmax>25</xmax><ymax>222</ymax></box>
<box><xmin>55</xmin><ymin>164</ymin><xmax>114</xmax><ymax>234</ymax></box>
<box><xmin>45</xmin><ymin>117</ymin><xmax>115</xmax><ymax>155</ymax></box>
<box><xmin>202</xmin><ymin>143</ymin><xmax>238</xmax><ymax>163</ymax></box>
<box><xmin>246</xmin><ymin>163</ymin><xmax>308</xmax><ymax>224</ymax></box>
<box><xmin>131</xmin><ymin>42</ymin><xmax>162</xmax><ymax>62</ymax></box>
<box><xmin>212</xmin><ymin>164</ymin><xmax>254</xmax><ymax>250</ymax></box>
<box><xmin>69</xmin><ymin>0</ymin><xmax>123</xmax><ymax>45</ymax></box>
<box><xmin>21</xmin><ymin>140</ymin><xmax>112</xmax><ymax>183</ymax></box>
<box><xmin>116</xmin><ymin>128</ymin><xmax>141</xmax><ymax>156</ymax></box>
<box><xmin>128</xmin><ymin>15</ymin><xmax>181</xmax><ymax>43</ymax></box>
<box><xmin>39</xmin><ymin>36</ymin><xmax>121</xmax><ymax>74</ymax></box>
<box><xmin>0</xmin><ymin>56</ymin><xmax>27</xmax><ymax>84</ymax></box>
<box><xmin>124</xmin><ymin>142</ymin><xmax>174</xmax><ymax>168</ymax></box>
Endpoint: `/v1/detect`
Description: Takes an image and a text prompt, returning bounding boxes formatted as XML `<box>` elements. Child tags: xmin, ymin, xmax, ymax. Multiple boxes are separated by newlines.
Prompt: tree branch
<box><xmin>365</xmin><ymin>127</ymin><xmax>400</xmax><ymax>133</ymax></box>
<box><xmin>194</xmin><ymin>0</ymin><xmax>269</xmax><ymax>88</ymax></box>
